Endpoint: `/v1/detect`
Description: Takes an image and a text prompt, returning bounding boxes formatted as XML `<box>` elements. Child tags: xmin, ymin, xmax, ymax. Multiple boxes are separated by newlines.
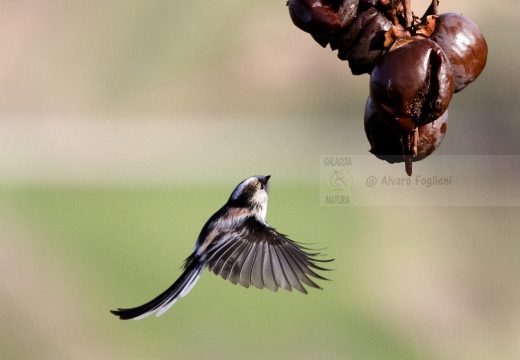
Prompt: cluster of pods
<box><xmin>287</xmin><ymin>0</ymin><xmax>487</xmax><ymax>175</ymax></box>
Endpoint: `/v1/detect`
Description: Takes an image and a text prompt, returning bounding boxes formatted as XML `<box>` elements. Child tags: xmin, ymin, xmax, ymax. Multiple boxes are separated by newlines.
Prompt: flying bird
<box><xmin>111</xmin><ymin>175</ymin><xmax>332</xmax><ymax>320</ymax></box>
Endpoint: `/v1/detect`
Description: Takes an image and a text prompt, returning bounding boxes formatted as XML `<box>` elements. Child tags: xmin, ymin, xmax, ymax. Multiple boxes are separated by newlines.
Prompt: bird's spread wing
<box><xmin>203</xmin><ymin>216</ymin><xmax>332</xmax><ymax>293</ymax></box>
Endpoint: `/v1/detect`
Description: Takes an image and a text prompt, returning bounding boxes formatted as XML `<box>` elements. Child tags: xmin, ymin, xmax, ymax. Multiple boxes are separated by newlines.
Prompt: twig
<box><xmin>403</xmin><ymin>0</ymin><xmax>413</xmax><ymax>29</ymax></box>
<box><xmin>432</xmin><ymin>0</ymin><xmax>438</xmax><ymax>15</ymax></box>
<box><xmin>413</xmin><ymin>127</ymin><xmax>418</xmax><ymax>156</ymax></box>
<box><xmin>402</xmin><ymin>133</ymin><xmax>413</xmax><ymax>176</ymax></box>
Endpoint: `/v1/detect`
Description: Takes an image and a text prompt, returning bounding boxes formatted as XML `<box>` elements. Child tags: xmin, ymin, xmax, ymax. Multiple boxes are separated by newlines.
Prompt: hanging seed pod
<box><xmin>430</xmin><ymin>12</ymin><xmax>488</xmax><ymax>92</ymax></box>
<box><xmin>286</xmin><ymin>0</ymin><xmax>486</xmax><ymax>175</ymax></box>
<box><xmin>288</xmin><ymin>0</ymin><xmax>359</xmax><ymax>40</ymax></box>
<box><xmin>364</xmin><ymin>97</ymin><xmax>448</xmax><ymax>164</ymax></box>
<box><xmin>369</xmin><ymin>37</ymin><xmax>454</xmax><ymax>132</ymax></box>
<box><xmin>343</xmin><ymin>11</ymin><xmax>392</xmax><ymax>75</ymax></box>
<box><xmin>288</xmin><ymin>0</ymin><xmax>341</xmax><ymax>39</ymax></box>
<box><xmin>338</xmin><ymin>7</ymin><xmax>379</xmax><ymax>60</ymax></box>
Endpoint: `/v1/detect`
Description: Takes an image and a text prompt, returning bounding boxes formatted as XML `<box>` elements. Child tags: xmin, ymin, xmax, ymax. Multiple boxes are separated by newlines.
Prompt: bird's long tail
<box><xmin>111</xmin><ymin>255</ymin><xmax>203</xmax><ymax>320</ymax></box>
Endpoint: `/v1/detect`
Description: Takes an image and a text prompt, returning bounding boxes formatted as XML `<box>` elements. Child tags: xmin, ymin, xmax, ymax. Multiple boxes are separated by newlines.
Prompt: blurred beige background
<box><xmin>1</xmin><ymin>1</ymin><xmax>519</xmax><ymax>359</ymax></box>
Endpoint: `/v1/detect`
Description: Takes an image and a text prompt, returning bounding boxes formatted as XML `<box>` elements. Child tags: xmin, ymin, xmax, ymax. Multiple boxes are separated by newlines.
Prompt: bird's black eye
<box><xmin>260</xmin><ymin>184</ymin><xmax>264</xmax><ymax>190</ymax></box>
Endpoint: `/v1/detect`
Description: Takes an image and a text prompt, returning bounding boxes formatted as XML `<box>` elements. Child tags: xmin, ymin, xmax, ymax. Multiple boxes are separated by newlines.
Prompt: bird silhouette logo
<box><xmin>323</xmin><ymin>170</ymin><xmax>352</xmax><ymax>194</ymax></box>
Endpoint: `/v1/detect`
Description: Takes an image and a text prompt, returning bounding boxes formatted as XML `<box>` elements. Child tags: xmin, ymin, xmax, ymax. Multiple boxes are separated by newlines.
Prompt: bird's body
<box><xmin>111</xmin><ymin>175</ymin><xmax>331</xmax><ymax>320</ymax></box>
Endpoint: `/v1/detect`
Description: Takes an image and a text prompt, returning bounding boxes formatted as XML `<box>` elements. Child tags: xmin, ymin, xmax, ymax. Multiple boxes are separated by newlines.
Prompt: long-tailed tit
<box><xmin>111</xmin><ymin>175</ymin><xmax>332</xmax><ymax>320</ymax></box>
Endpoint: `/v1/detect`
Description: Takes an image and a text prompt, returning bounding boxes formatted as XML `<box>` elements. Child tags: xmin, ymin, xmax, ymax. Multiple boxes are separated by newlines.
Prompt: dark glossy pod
<box><xmin>337</xmin><ymin>0</ymin><xmax>359</xmax><ymax>28</ymax></box>
<box><xmin>288</xmin><ymin>0</ymin><xmax>358</xmax><ymax>39</ymax></box>
<box><xmin>337</xmin><ymin>7</ymin><xmax>378</xmax><ymax>59</ymax></box>
<box><xmin>369</xmin><ymin>38</ymin><xmax>454</xmax><ymax>132</ymax></box>
<box><xmin>359</xmin><ymin>0</ymin><xmax>378</xmax><ymax>9</ymax></box>
<box><xmin>344</xmin><ymin>11</ymin><xmax>391</xmax><ymax>75</ymax></box>
<box><xmin>364</xmin><ymin>96</ymin><xmax>403</xmax><ymax>163</ymax></box>
<box><xmin>364</xmin><ymin>97</ymin><xmax>448</xmax><ymax>163</ymax></box>
<box><xmin>430</xmin><ymin>13</ymin><xmax>488</xmax><ymax>92</ymax></box>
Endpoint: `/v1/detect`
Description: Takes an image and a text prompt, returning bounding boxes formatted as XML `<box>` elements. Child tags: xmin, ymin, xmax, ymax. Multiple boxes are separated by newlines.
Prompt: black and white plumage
<box><xmin>111</xmin><ymin>175</ymin><xmax>332</xmax><ymax>320</ymax></box>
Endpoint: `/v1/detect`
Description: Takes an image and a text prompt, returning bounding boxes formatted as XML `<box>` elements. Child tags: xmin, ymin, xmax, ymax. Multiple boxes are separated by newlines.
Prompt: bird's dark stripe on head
<box><xmin>229</xmin><ymin>177</ymin><xmax>258</xmax><ymax>206</ymax></box>
<box><xmin>232</xmin><ymin>177</ymin><xmax>255</xmax><ymax>197</ymax></box>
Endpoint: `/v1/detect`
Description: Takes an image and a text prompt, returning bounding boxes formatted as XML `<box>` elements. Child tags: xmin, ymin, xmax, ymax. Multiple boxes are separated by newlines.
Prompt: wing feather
<box><xmin>270</xmin><ymin>243</ymin><xmax>292</xmax><ymax>291</ymax></box>
<box><xmin>249</xmin><ymin>241</ymin><xmax>265</xmax><ymax>290</ymax></box>
<box><xmin>202</xmin><ymin>215</ymin><xmax>331</xmax><ymax>292</ymax></box>
<box><xmin>279</xmin><ymin>245</ymin><xmax>319</xmax><ymax>291</ymax></box>
<box><xmin>206</xmin><ymin>239</ymin><xmax>243</xmax><ymax>275</ymax></box>
<box><xmin>229</xmin><ymin>241</ymin><xmax>255</xmax><ymax>286</ymax></box>
<box><xmin>218</xmin><ymin>239</ymin><xmax>248</xmax><ymax>281</ymax></box>
<box><xmin>273</xmin><ymin>244</ymin><xmax>307</xmax><ymax>293</ymax></box>
<box><xmin>233</xmin><ymin>241</ymin><xmax>255</xmax><ymax>288</ymax></box>
<box><xmin>262</xmin><ymin>244</ymin><xmax>278</xmax><ymax>291</ymax></box>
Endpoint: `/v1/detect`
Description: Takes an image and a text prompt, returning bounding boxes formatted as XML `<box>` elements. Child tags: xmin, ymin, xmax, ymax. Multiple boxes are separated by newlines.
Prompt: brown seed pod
<box><xmin>430</xmin><ymin>12</ymin><xmax>488</xmax><ymax>92</ymax></box>
<box><xmin>337</xmin><ymin>0</ymin><xmax>359</xmax><ymax>28</ymax></box>
<box><xmin>369</xmin><ymin>37</ymin><xmax>454</xmax><ymax>132</ymax></box>
<box><xmin>364</xmin><ymin>97</ymin><xmax>448</xmax><ymax>164</ymax></box>
<box><xmin>344</xmin><ymin>11</ymin><xmax>392</xmax><ymax>75</ymax></box>
<box><xmin>287</xmin><ymin>0</ymin><xmax>359</xmax><ymax>40</ymax></box>
<box><xmin>364</xmin><ymin>96</ymin><xmax>403</xmax><ymax>163</ymax></box>
<box><xmin>288</xmin><ymin>0</ymin><xmax>341</xmax><ymax>39</ymax></box>
<box><xmin>337</xmin><ymin>7</ymin><xmax>379</xmax><ymax>59</ymax></box>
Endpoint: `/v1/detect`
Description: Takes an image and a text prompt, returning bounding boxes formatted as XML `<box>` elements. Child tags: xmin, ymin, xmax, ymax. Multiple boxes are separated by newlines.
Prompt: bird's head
<box><xmin>228</xmin><ymin>175</ymin><xmax>270</xmax><ymax>220</ymax></box>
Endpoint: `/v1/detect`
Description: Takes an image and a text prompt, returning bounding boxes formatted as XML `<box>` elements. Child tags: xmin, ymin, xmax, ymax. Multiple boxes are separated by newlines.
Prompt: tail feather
<box><xmin>111</xmin><ymin>257</ymin><xmax>203</xmax><ymax>320</ymax></box>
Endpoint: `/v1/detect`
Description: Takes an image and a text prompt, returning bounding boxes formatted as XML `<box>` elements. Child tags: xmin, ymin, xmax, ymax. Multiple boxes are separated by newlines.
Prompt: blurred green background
<box><xmin>1</xmin><ymin>1</ymin><xmax>519</xmax><ymax>359</ymax></box>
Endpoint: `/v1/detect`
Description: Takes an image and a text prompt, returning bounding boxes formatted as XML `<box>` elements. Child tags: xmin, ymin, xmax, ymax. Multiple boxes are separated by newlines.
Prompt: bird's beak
<box><xmin>259</xmin><ymin>175</ymin><xmax>270</xmax><ymax>193</ymax></box>
<box><xmin>260</xmin><ymin>175</ymin><xmax>271</xmax><ymax>193</ymax></box>
<box><xmin>260</xmin><ymin>175</ymin><xmax>271</xmax><ymax>186</ymax></box>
